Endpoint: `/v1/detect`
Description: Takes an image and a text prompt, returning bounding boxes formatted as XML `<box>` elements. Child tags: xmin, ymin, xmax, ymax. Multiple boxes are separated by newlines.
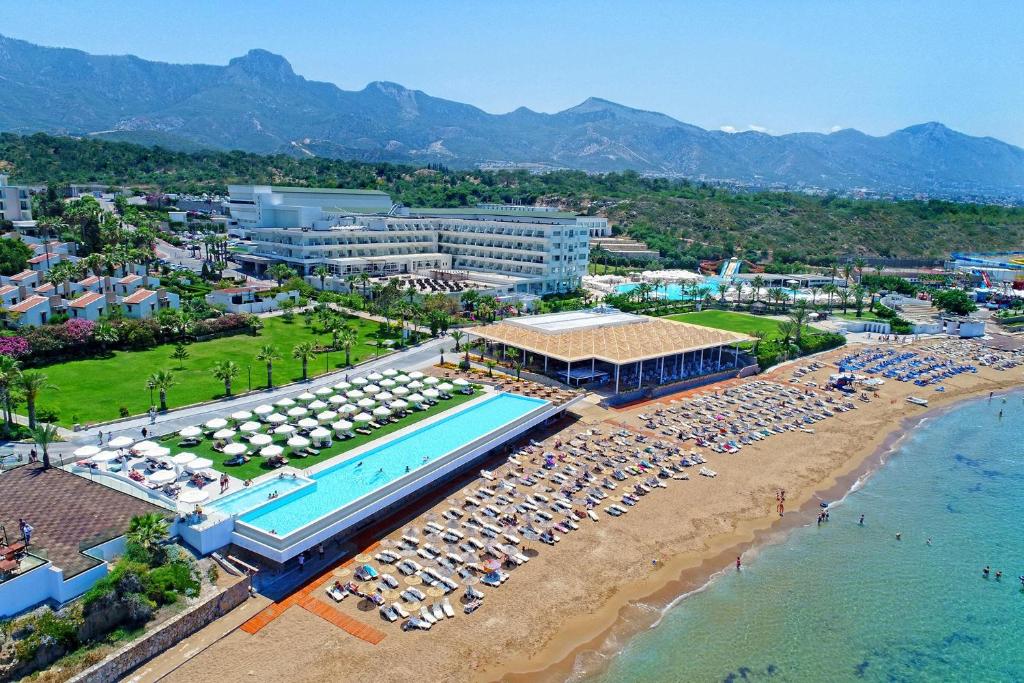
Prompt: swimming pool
<box><xmin>209</xmin><ymin>475</ymin><xmax>309</xmax><ymax>516</ymax></box>
<box><xmin>615</xmin><ymin>279</ymin><xmax>801</xmax><ymax>301</ymax></box>
<box><xmin>240</xmin><ymin>393</ymin><xmax>547</xmax><ymax>535</ymax></box>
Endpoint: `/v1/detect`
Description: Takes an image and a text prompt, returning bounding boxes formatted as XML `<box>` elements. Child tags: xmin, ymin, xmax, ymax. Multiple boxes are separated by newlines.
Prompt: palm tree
<box><xmin>750</xmin><ymin>329</ymin><xmax>767</xmax><ymax>356</ymax></box>
<box><xmin>31</xmin><ymin>423</ymin><xmax>61</xmax><ymax>470</ymax></box>
<box><xmin>211</xmin><ymin>360</ymin><xmax>240</xmax><ymax>396</ymax></box>
<box><xmin>146</xmin><ymin>370</ymin><xmax>176</xmax><ymax>412</ymax></box>
<box><xmin>788</xmin><ymin>302</ymin><xmax>811</xmax><ymax>346</ymax></box>
<box><xmin>18</xmin><ymin>371</ymin><xmax>53</xmax><ymax>429</ymax></box>
<box><xmin>822</xmin><ymin>284</ymin><xmax>837</xmax><ymax>311</ymax></box>
<box><xmin>255</xmin><ymin>344</ymin><xmax>281</xmax><ymax>388</ymax></box>
<box><xmin>853</xmin><ymin>258</ymin><xmax>866</xmax><ymax>283</ymax></box>
<box><xmin>852</xmin><ymin>285</ymin><xmax>866</xmax><ymax>318</ymax></box>
<box><xmin>358</xmin><ymin>272</ymin><xmax>372</xmax><ymax>298</ymax></box>
<box><xmin>776</xmin><ymin>320</ymin><xmax>797</xmax><ymax>348</ymax></box>
<box><xmin>751</xmin><ymin>275</ymin><xmax>765</xmax><ymax>305</ymax></box>
<box><xmin>127</xmin><ymin>512</ymin><xmax>169</xmax><ymax>555</ymax></box>
<box><xmin>838</xmin><ymin>288</ymin><xmax>851</xmax><ymax>314</ymax></box>
<box><xmin>512</xmin><ymin>360</ymin><xmax>523</xmax><ymax>380</ymax></box>
<box><xmin>485</xmin><ymin>359</ymin><xmax>498</xmax><ymax>377</ymax></box>
<box><xmin>292</xmin><ymin>341</ymin><xmax>318</xmax><ymax>380</ymax></box>
<box><xmin>809</xmin><ymin>286</ymin><xmax>821</xmax><ymax>307</ymax></box>
<box><xmin>313</xmin><ymin>264</ymin><xmax>331</xmax><ymax>290</ymax></box>
<box><xmin>0</xmin><ymin>355</ymin><xmax>19</xmax><ymax>428</ymax></box>
<box><xmin>268</xmin><ymin>263</ymin><xmax>295</xmax><ymax>286</ymax></box>
<box><xmin>842</xmin><ymin>263</ymin><xmax>854</xmax><ymax>285</ymax></box>
<box><xmin>450</xmin><ymin>330</ymin><xmax>465</xmax><ymax>352</ymax></box>
<box><xmin>337</xmin><ymin>326</ymin><xmax>358</xmax><ymax>366</ymax></box>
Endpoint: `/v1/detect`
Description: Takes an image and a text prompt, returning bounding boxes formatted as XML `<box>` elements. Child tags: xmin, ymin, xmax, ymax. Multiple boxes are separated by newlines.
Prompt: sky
<box><xmin>2</xmin><ymin>0</ymin><xmax>1023</xmax><ymax>145</ymax></box>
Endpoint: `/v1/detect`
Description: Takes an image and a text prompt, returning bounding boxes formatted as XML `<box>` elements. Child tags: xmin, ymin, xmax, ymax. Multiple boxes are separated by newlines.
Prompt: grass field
<box><xmin>158</xmin><ymin>390</ymin><xmax>479</xmax><ymax>479</ymax></box>
<box><xmin>36</xmin><ymin>316</ymin><xmax>389</xmax><ymax>426</ymax></box>
<box><xmin>666</xmin><ymin>310</ymin><xmax>822</xmax><ymax>339</ymax></box>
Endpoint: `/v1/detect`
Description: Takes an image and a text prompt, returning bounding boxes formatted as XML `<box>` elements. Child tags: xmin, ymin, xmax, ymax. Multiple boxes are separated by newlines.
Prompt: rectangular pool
<box><xmin>209</xmin><ymin>475</ymin><xmax>308</xmax><ymax>516</ymax></box>
<box><xmin>240</xmin><ymin>393</ymin><xmax>546</xmax><ymax>535</ymax></box>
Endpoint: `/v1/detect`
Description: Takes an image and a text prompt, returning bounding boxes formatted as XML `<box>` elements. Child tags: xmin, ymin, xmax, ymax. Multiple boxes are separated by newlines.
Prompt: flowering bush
<box><xmin>62</xmin><ymin>318</ymin><xmax>95</xmax><ymax>344</ymax></box>
<box><xmin>0</xmin><ymin>335</ymin><xmax>30</xmax><ymax>359</ymax></box>
<box><xmin>192</xmin><ymin>313</ymin><xmax>254</xmax><ymax>337</ymax></box>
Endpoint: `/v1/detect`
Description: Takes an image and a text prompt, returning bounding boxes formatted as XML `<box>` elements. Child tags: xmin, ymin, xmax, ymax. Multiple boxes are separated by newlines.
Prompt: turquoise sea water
<box><xmin>584</xmin><ymin>395</ymin><xmax>1024</xmax><ymax>682</ymax></box>
<box><xmin>241</xmin><ymin>393</ymin><xmax>546</xmax><ymax>534</ymax></box>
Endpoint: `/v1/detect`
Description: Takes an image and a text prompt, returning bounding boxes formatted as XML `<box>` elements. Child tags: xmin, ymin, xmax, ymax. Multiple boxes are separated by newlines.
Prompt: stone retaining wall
<box><xmin>69</xmin><ymin>576</ymin><xmax>251</xmax><ymax>683</ymax></box>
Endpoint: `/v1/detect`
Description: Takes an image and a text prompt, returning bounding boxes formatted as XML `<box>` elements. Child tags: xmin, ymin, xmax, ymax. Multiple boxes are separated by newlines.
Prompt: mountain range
<box><xmin>1</xmin><ymin>34</ymin><xmax>1023</xmax><ymax>199</ymax></box>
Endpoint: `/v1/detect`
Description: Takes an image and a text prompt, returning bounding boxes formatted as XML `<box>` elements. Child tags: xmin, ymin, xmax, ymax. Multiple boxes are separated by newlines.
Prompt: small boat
<box><xmin>906</xmin><ymin>396</ymin><xmax>929</xmax><ymax>407</ymax></box>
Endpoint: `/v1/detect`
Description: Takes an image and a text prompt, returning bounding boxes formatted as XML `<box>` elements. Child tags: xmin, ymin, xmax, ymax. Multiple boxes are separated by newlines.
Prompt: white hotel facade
<box><xmin>228</xmin><ymin>185</ymin><xmax>594</xmax><ymax>295</ymax></box>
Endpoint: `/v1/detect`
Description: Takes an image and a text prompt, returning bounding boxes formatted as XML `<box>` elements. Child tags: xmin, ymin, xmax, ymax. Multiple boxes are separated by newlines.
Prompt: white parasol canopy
<box><xmin>406</xmin><ymin>393</ymin><xmax>425</xmax><ymax>403</ymax></box>
<box><xmin>260</xmin><ymin>445</ymin><xmax>284</xmax><ymax>458</ymax></box>
<box><xmin>266</xmin><ymin>413</ymin><xmax>288</xmax><ymax>424</ymax></box>
<box><xmin>340</xmin><ymin>404</ymin><xmax>359</xmax><ymax>415</ymax></box>
<box><xmin>407</xmin><ymin>380</ymin><xmax>424</xmax><ymax>390</ymax></box>
<box><xmin>423</xmin><ymin>388</ymin><xmax>440</xmax><ymax>399</ymax></box>
<box><xmin>372</xmin><ymin>406</ymin><xmax>391</xmax><ymax>417</ymax></box>
<box><xmin>149</xmin><ymin>469</ymin><xmax>177</xmax><ymax>484</ymax></box>
<box><xmin>205</xmin><ymin>418</ymin><xmax>228</xmax><ymax>430</ymax></box>
<box><xmin>333</xmin><ymin>381</ymin><xmax>351</xmax><ymax>392</ymax></box>
<box><xmin>353</xmin><ymin>412</ymin><xmax>373</xmax><ymax>423</ymax></box>
<box><xmin>230</xmin><ymin>410</ymin><xmax>253</xmax><ymax>421</ymax></box>
<box><xmin>367</xmin><ymin>371</ymin><xmax>384</xmax><ymax>381</ymax></box>
<box><xmin>107</xmin><ymin>435</ymin><xmax>134</xmax><ymax>449</ymax></box>
<box><xmin>212</xmin><ymin>429</ymin><xmax>236</xmax><ymax>440</ymax></box>
<box><xmin>423</xmin><ymin>376</ymin><xmax>440</xmax><ymax>386</ymax></box>
<box><xmin>274</xmin><ymin>397</ymin><xmax>295</xmax><ymax>408</ymax></box>
<box><xmin>178</xmin><ymin>426</ymin><xmax>202</xmax><ymax>438</ymax></box>
<box><xmin>249</xmin><ymin>433</ymin><xmax>273</xmax><ymax>446</ymax></box>
<box><xmin>328</xmin><ymin>394</ymin><xmax>347</xmax><ymax>405</ymax></box>
<box><xmin>186</xmin><ymin>457</ymin><xmax>213</xmax><ymax>472</ymax></box>
<box><xmin>172</xmin><ymin>452</ymin><xmax>197</xmax><ymax>466</ymax></box>
<box><xmin>382</xmin><ymin>368</ymin><xmax>398</xmax><ymax>377</ymax></box>
<box><xmin>380</xmin><ymin>378</ymin><xmax>397</xmax><ymax>388</ymax></box>
<box><xmin>394</xmin><ymin>374</ymin><xmax>411</xmax><ymax>384</ymax></box>
<box><xmin>376</xmin><ymin>391</ymin><xmax>394</xmax><ymax>402</ymax></box>
<box><xmin>392</xmin><ymin>386</ymin><xmax>410</xmax><ymax>396</ymax></box>
<box><xmin>296</xmin><ymin>392</ymin><xmax>316</xmax><ymax>403</ymax></box>
<box><xmin>73</xmin><ymin>445</ymin><xmax>101</xmax><ymax>458</ymax></box>
<box><xmin>314</xmin><ymin>386</ymin><xmax>333</xmax><ymax>396</ymax></box>
<box><xmin>453</xmin><ymin>378</ymin><xmax>469</xmax><ymax>387</ymax></box>
<box><xmin>90</xmin><ymin>450</ymin><xmax>119</xmax><ymax>463</ymax></box>
<box><xmin>351</xmin><ymin>376</ymin><xmax>369</xmax><ymax>386</ymax></box>
<box><xmin>310</xmin><ymin>427</ymin><xmax>332</xmax><ymax>443</ymax></box>
<box><xmin>357</xmin><ymin>397</ymin><xmax>376</xmax><ymax>409</ymax></box>
<box><xmin>222</xmin><ymin>443</ymin><xmax>247</xmax><ymax>456</ymax></box>
<box><xmin>308</xmin><ymin>399</ymin><xmax>328</xmax><ymax>411</ymax></box>
<box><xmin>287</xmin><ymin>435</ymin><xmax>310</xmax><ymax>448</ymax></box>
<box><xmin>253</xmin><ymin>404</ymin><xmax>274</xmax><ymax>416</ymax></box>
<box><xmin>148</xmin><ymin>446</ymin><xmax>172</xmax><ymax>458</ymax></box>
<box><xmin>316</xmin><ymin>410</ymin><xmax>337</xmax><ymax>423</ymax></box>
<box><xmin>286</xmin><ymin>406</ymin><xmax>308</xmax><ymax>418</ymax></box>
<box><xmin>132</xmin><ymin>440</ymin><xmax>160</xmax><ymax>452</ymax></box>
<box><xmin>239</xmin><ymin>421</ymin><xmax>262</xmax><ymax>433</ymax></box>
<box><xmin>408</xmin><ymin>371</ymin><xmax>425</xmax><ymax>380</ymax></box>
<box><xmin>332</xmin><ymin>420</ymin><xmax>353</xmax><ymax>433</ymax></box>
<box><xmin>390</xmin><ymin>399</ymin><xmax>408</xmax><ymax>411</ymax></box>
<box><xmin>363</xmin><ymin>384</ymin><xmax>381</xmax><ymax>394</ymax></box>
<box><xmin>346</xmin><ymin>389</ymin><xmax>365</xmax><ymax>400</ymax></box>
<box><xmin>297</xmin><ymin>417</ymin><xmax>319</xmax><ymax>429</ymax></box>
<box><xmin>437</xmin><ymin>382</ymin><xmax>454</xmax><ymax>392</ymax></box>
<box><xmin>178</xmin><ymin>489</ymin><xmax>208</xmax><ymax>505</ymax></box>
<box><xmin>273</xmin><ymin>424</ymin><xmax>296</xmax><ymax>435</ymax></box>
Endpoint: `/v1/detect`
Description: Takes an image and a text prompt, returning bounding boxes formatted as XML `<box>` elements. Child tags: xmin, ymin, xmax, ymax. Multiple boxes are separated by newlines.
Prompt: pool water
<box><xmin>615</xmin><ymin>279</ymin><xmax>802</xmax><ymax>301</ymax></box>
<box><xmin>209</xmin><ymin>475</ymin><xmax>308</xmax><ymax>516</ymax></box>
<box><xmin>241</xmin><ymin>393</ymin><xmax>547</xmax><ymax>535</ymax></box>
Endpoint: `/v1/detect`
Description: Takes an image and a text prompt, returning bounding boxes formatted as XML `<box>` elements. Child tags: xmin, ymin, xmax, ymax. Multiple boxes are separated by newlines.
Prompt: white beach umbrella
<box><xmin>423</xmin><ymin>376</ymin><xmax>440</xmax><ymax>386</ymax></box>
<box><xmin>249</xmin><ymin>433</ymin><xmax>273</xmax><ymax>446</ymax></box>
<box><xmin>373</xmin><ymin>406</ymin><xmax>391</xmax><ymax>418</ymax></box>
<box><xmin>357</xmin><ymin>397</ymin><xmax>376</xmax><ymax>409</ymax></box>
<box><xmin>107</xmin><ymin>435</ymin><xmax>135</xmax><ymax>449</ymax></box>
<box><xmin>407</xmin><ymin>393</ymin><xmax>425</xmax><ymax>404</ymax></box>
<box><xmin>351</xmin><ymin>376</ymin><xmax>369</xmax><ymax>386</ymax></box>
<box><xmin>308</xmin><ymin>399</ymin><xmax>328</xmax><ymax>411</ymax></box>
<box><xmin>394</xmin><ymin>374</ymin><xmax>411</xmax><ymax>385</ymax></box>
<box><xmin>90</xmin><ymin>450</ymin><xmax>119</xmax><ymax>464</ymax></box>
<box><xmin>178</xmin><ymin>489</ymin><xmax>208</xmax><ymax>505</ymax></box>
<box><xmin>353</xmin><ymin>412</ymin><xmax>373</xmax><ymax>423</ymax></box>
<box><xmin>296</xmin><ymin>392</ymin><xmax>317</xmax><ymax>403</ymax></box>
<box><xmin>376</xmin><ymin>391</ymin><xmax>394</xmax><ymax>402</ymax></box>
<box><xmin>437</xmin><ymin>382</ymin><xmax>454</xmax><ymax>393</ymax></box>
<box><xmin>230</xmin><ymin>410</ymin><xmax>253</xmax><ymax>421</ymax></box>
<box><xmin>205</xmin><ymin>418</ymin><xmax>228</xmax><ymax>430</ymax></box>
<box><xmin>149</xmin><ymin>446</ymin><xmax>172</xmax><ymax>458</ymax></box>
<box><xmin>178</xmin><ymin>426</ymin><xmax>202</xmax><ymax>438</ymax></box>
<box><xmin>222</xmin><ymin>443</ymin><xmax>247</xmax><ymax>456</ymax></box>
<box><xmin>346</xmin><ymin>389</ymin><xmax>365</xmax><ymax>400</ymax></box>
<box><xmin>380</xmin><ymin>378</ymin><xmax>397</xmax><ymax>389</ymax></box>
<box><xmin>149</xmin><ymin>469</ymin><xmax>177</xmax><ymax>484</ymax></box>
<box><xmin>266</xmin><ymin>412</ymin><xmax>288</xmax><ymax>424</ymax></box>
<box><xmin>212</xmin><ymin>428</ymin><xmax>236</xmax><ymax>440</ymax></box>
<box><xmin>423</xmin><ymin>388</ymin><xmax>440</xmax><ymax>400</ymax></box>
<box><xmin>390</xmin><ymin>399</ymin><xmax>408</xmax><ymax>411</ymax></box>
<box><xmin>367</xmin><ymin>371</ymin><xmax>384</xmax><ymax>381</ymax></box>
<box><xmin>407</xmin><ymin>380</ymin><xmax>424</xmax><ymax>390</ymax></box>
<box><xmin>172</xmin><ymin>452</ymin><xmax>197</xmax><ymax>466</ymax></box>
<box><xmin>73</xmin><ymin>445</ymin><xmax>101</xmax><ymax>458</ymax></box>
<box><xmin>382</xmin><ymin>368</ymin><xmax>398</xmax><ymax>378</ymax></box>
<box><xmin>260</xmin><ymin>445</ymin><xmax>284</xmax><ymax>458</ymax></box>
<box><xmin>363</xmin><ymin>384</ymin><xmax>381</xmax><ymax>394</ymax></box>
<box><xmin>392</xmin><ymin>386</ymin><xmax>410</xmax><ymax>397</ymax></box>
<box><xmin>316</xmin><ymin>410</ymin><xmax>337</xmax><ymax>423</ymax></box>
<box><xmin>340</xmin><ymin>404</ymin><xmax>359</xmax><ymax>415</ymax></box>
<box><xmin>186</xmin><ymin>457</ymin><xmax>213</xmax><ymax>472</ymax></box>
<box><xmin>132</xmin><ymin>440</ymin><xmax>159</xmax><ymax>452</ymax></box>
<box><xmin>453</xmin><ymin>378</ymin><xmax>470</xmax><ymax>387</ymax></box>
<box><xmin>314</xmin><ymin>386</ymin><xmax>333</xmax><ymax>397</ymax></box>
<box><xmin>328</xmin><ymin>394</ymin><xmax>348</xmax><ymax>405</ymax></box>
<box><xmin>332</xmin><ymin>420</ymin><xmax>353</xmax><ymax>433</ymax></box>
<box><xmin>408</xmin><ymin>371</ymin><xmax>425</xmax><ymax>380</ymax></box>
<box><xmin>287</xmin><ymin>435</ymin><xmax>310</xmax><ymax>448</ymax></box>
<box><xmin>310</xmin><ymin>427</ymin><xmax>332</xmax><ymax>444</ymax></box>
<box><xmin>253</xmin><ymin>404</ymin><xmax>274</xmax><ymax>416</ymax></box>
<box><xmin>239</xmin><ymin>421</ymin><xmax>262</xmax><ymax>433</ymax></box>
<box><xmin>274</xmin><ymin>424</ymin><xmax>296</xmax><ymax>436</ymax></box>
<box><xmin>275</xmin><ymin>397</ymin><xmax>296</xmax><ymax>408</ymax></box>
<box><xmin>298</xmin><ymin>417</ymin><xmax>319</xmax><ymax>430</ymax></box>
<box><xmin>287</xmin><ymin>406</ymin><xmax>308</xmax><ymax>418</ymax></box>
<box><xmin>333</xmin><ymin>381</ymin><xmax>351</xmax><ymax>392</ymax></box>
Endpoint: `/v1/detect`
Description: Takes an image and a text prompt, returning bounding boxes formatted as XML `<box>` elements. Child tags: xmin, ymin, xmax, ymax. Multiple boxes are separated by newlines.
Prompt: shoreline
<box><xmin>482</xmin><ymin>373</ymin><xmax>1018</xmax><ymax>683</ymax></box>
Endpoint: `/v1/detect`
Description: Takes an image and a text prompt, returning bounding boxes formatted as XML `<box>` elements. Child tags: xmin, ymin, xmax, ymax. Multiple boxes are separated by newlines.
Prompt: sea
<box><xmin>579</xmin><ymin>393</ymin><xmax>1024</xmax><ymax>682</ymax></box>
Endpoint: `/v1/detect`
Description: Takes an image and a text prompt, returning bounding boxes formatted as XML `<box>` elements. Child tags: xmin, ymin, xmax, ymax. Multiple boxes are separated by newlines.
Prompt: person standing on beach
<box><xmin>736</xmin><ymin>556</ymin><xmax>741</xmax><ymax>571</ymax></box>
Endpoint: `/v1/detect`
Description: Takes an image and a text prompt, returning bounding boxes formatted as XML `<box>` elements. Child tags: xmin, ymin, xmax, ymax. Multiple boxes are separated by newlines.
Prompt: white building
<box><xmin>0</xmin><ymin>174</ymin><xmax>32</xmax><ymax>223</ymax></box>
<box><xmin>229</xmin><ymin>186</ymin><xmax>590</xmax><ymax>295</ymax></box>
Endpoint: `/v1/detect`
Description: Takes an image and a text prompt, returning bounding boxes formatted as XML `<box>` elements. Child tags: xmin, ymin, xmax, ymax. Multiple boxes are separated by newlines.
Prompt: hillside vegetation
<box><xmin>3</xmin><ymin>132</ymin><xmax>1024</xmax><ymax>265</ymax></box>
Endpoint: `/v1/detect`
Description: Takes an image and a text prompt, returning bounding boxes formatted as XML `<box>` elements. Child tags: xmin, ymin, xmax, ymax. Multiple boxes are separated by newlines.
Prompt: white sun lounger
<box><xmin>442</xmin><ymin>598</ymin><xmax>455</xmax><ymax>618</ymax></box>
<box><xmin>431</xmin><ymin>603</ymin><xmax>445</xmax><ymax>621</ymax></box>
<box><xmin>392</xmin><ymin>601</ymin><xmax>410</xmax><ymax>618</ymax></box>
<box><xmin>420</xmin><ymin>606</ymin><xmax>437</xmax><ymax>625</ymax></box>
<box><xmin>327</xmin><ymin>586</ymin><xmax>347</xmax><ymax>602</ymax></box>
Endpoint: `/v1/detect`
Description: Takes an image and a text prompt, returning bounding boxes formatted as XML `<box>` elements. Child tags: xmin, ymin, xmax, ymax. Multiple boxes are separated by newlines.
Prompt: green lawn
<box><xmin>666</xmin><ymin>310</ymin><xmax>822</xmax><ymax>340</ymax></box>
<box><xmin>156</xmin><ymin>390</ymin><xmax>479</xmax><ymax>479</ymax></box>
<box><xmin>36</xmin><ymin>316</ymin><xmax>390</xmax><ymax>426</ymax></box>
<box><xmin>832</xmin><ymin>310</ymin><xmax>887</xmax><ymax>323</ymax></box>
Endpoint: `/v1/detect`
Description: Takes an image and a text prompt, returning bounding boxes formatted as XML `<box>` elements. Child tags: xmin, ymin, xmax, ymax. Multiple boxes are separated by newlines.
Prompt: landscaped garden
<box><xmin>666</xmin><ymin>310</ymin><xmax>823</xmax><ymax>339</ymax></box>
<box><xmin>35</xmin><ymin>316</ymin><xmax>389</xmax><ymax>426</ymax></box>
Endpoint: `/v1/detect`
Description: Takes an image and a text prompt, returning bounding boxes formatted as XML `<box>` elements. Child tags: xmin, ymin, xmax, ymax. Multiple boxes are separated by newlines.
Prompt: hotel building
<box><xmin>228</xmin><ymin>185</ymin><xmax>591</xmax><ymax>295</ymax></box>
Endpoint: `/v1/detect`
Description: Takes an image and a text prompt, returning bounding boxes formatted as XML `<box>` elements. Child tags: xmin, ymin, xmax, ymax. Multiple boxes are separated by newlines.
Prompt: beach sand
<box><xmin>159</xmin><ymin>344</ymin><xmax>1020</xmax><ymax>683</ymax></box>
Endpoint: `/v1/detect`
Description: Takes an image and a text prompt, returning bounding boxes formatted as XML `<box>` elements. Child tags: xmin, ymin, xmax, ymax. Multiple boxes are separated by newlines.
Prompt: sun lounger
<box><xmin>431</xmin><ymin>603</ymin><xmax>445</xmax><ymax>621</ymax></box>
<box><xmin>392</xmin><ymin>602</ymin><xmax>410</xmax><ymax>619</ymax></box>
<box><xmin>327</xmin><ymin>586</ymin><xmax>347</xmax><ymax>602</ymax></box>
<box><xmin>420</xmin><ymin>606</ymin><xmax>437</xmax><ymax>625</ymax></box>
<box><xmin>402</xmin><ymin>617</ymin><xmax>431</xmax><ymax>631</ymax></box>
<box><xmin>442</xmin><ymin>598</ymin><xmax>455</xmax><ymax>618</ymax></box>
<box><xmin>380</xmin><ymin>604</ymin><xmax>398</xmax><ymax>622</ymax></box>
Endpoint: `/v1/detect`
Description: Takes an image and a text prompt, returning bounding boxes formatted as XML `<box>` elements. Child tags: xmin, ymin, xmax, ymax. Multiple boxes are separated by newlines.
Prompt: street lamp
<box><xmin>247</xmin><ymin>365</ymin><xmax>252</xmax><ymax>392</ymax></box>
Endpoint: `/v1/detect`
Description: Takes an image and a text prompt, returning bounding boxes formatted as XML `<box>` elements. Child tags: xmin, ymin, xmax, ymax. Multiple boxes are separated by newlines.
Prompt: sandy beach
<box><xmin>157</xmin><ymin>342</ymin><xmax>1021</xmax><ymax>683</ymax></box>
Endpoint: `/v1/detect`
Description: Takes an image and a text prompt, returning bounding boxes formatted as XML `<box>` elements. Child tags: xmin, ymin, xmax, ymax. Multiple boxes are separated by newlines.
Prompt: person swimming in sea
<box><xmin>995</xmin><ymin>570</ymin><xmax>1002</xmax><ymax>580</ymax></box>
<box><xmin>896</xmin><ymin>532</ymin><xmax>902</xmax><ymax>541</ymax></box>
<box><xmin>983</xmin><ymin>566</ymin><xmax>990</xmax><ymax>578</ymax></box>
<box><xmin>859</xmin><ymin>514</ymin><xmax>865</xmax><ymax>526</ymax></box>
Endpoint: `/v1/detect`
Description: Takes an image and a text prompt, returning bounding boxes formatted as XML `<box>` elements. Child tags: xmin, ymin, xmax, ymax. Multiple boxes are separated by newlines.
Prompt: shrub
<box><xmin>119</xmin><ymin>406</ymin><xmax>131</xmax><ymax>417</ymax></box>
<box><xmin>35</xmin><ymin>407</ymin><xmax>60</xmax><ymax>423</ymax></box>
<box><xmin>145</xmin><ymin>561</ymin><xmax>199</xmax><ymax>603</ymax></box>
<box><xmin>192</xmin><ymin>313</ymin><xmax>253</xmax><ymax>337</ymax></box>
<box><xmin>63</xmin><ymin>318</ymin><xmax>95</xmax><ymax>344</ymax></box>
<box><xmin>0</xmin><ymin>335</ymin><xmax>30</xmax><ymax>359</ymax></box>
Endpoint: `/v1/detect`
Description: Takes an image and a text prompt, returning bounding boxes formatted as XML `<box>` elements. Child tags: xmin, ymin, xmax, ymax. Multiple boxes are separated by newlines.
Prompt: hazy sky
<box><xmin>3</xmin><ymin>0</ymin><xmax>1022</xmax><ymax>145</ymax></box>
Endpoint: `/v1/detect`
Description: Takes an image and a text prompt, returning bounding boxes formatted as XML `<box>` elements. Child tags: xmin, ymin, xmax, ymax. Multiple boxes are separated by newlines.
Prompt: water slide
<box><xmin>980</xmin><ymin>270</ymin><xmax>992</xmax><ymax>288</ymax></box>
<box><xmin>719</xmin><ymin>258</ymin><xmax>741</xmax><ymax>278</ymax></box>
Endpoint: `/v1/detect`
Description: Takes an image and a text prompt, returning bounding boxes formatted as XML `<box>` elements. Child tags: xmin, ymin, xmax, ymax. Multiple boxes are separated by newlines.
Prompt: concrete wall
<box><xmin>0</xmin><ymin>558</ymin><xmax>111</xmax><ymax>618</ymax></box>
<box><xmin>69</xmin><ymin>577</ymin><xmax>252</xmax><ymax>683</ymax></box>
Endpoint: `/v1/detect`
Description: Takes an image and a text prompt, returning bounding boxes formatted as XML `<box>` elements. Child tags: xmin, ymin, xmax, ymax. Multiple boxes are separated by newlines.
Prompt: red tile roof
<box><xmin>79</xmin><ymin>276</ymin><xmax>100</xmax><ymax>286</ymax></box>
<box><xmin>28</xmin><ymin>254</ymin><xmax>55</xmax><ymax>265</ymax></box>
<box><xmin>34</xmin><ymin>282</ymin><xmax>55</xmax><ymax>293</ymax></box>
<box><xmin>8</xmin><ymin>295</ymin><xmax>48</xmax><ymax>313</ymax></box>
<box><xmin>70</xmin><ymin>291</ymin><xmax>104</xmax><ymax>308</ymax></box>
<box><xmin>0</xmin><ymin>285</ymin><xmax>17</xmax><ymax>296</ymax></box>
<box><xmin>122</xmin><ymin>288</ymin><xmax>155</xmax><ymax>305</ymax></box>
<box><xmin>9</xmin><ymin>270</ymin><xmax>36</xmax><ymax>282</ymax></box>
<box><xmin>118</xmin><ymin>274</ymin><xmax>142</xmax><ymax>284</ymax></box>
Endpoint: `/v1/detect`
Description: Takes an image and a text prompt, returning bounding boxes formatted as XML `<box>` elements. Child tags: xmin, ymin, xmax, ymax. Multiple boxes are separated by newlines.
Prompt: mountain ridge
<box><xmin>1</xmin><ymin>33</ymin><xmax>1022</xmax><ymax>199</ymax></box>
